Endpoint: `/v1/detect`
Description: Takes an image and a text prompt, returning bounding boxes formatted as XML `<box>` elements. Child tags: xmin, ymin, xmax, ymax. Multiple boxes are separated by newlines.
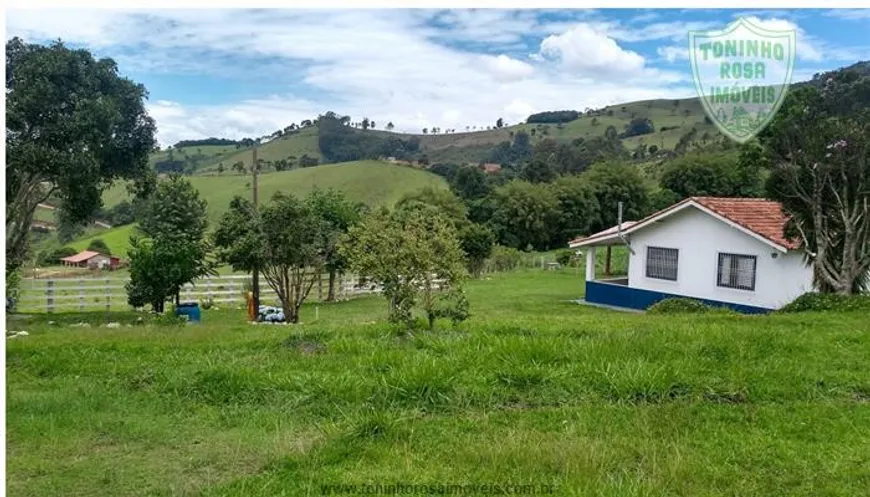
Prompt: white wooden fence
<box><xmin>17</xmin><ymin>274</ymin><xmax>384</xmax><ymax>313</ymax></box>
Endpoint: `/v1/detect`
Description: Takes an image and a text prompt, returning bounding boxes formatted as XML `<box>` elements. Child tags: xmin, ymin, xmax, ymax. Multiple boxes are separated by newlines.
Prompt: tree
<box><xmin>387</xmin><ymin>122</ymin><xmax>395</xmax><ymax>131</ymax></box>
<box><xmin>496</xmin><ymin>117</ymin><xmax>504</xmax><ymax>128</ymax></box>
<box><xmin>213</xmin><ymin>193</ymin><xmax>330</xmax><ymax>323</ymax></box>
<box><xmin>623</xmin><ymin>117</ymin><xmax>655</xmax><ymax>137</ymax></box>
<box><xmin>459</xmin><ymin>223</ymin><xmax>495</xmax><ymax>277</ymax></box>
<box><xmin>660</xmin><ymin>151</ymin><xmax>742</xmax><ymax>199</ymax></box>
<box><xmin>307</xmin><ymin>189</ymin><xmax>361</xmax><ymax>301</ymax></box>
<box><xmin>6</xmin><ymin>38</ymin><xmax>156</xmax><ymax>275</ymax></box>
<box><xmin>340</xmin><ymin>208</ymin><xmax>468</xmax><ymax>329</ymax></box>
<box><xmin>761</xmin><ymin>69</ymin><xmax>870</xmax><ymax>294</ymax></box>
<box><xmin>361</xmin><ymin>117</ymin><xmax>370</xmax><ymax>130</ymax></box>
<box><xmin>586</xmin><ymin>162</ymin><xmax>649</xmax><ymax>233</ymax></box>
<box><xmin>452</xmin><ymin>165</ymin><xmax>490</xmax><ymax>200</ymax></box>
<box><xmin>87</xmin><ymin>238</ymin><xmax>111</xmax><ymax>255</ymax></box>
<box><xmin>521</xmin><ymin>159</ymin><xmax>556</xmax><ymax>184</ymax></box>
<box><xmin>127</xmin><ymin>175</ymin><xmax>212</xmax><ymax>311</ymax></box>
<box><xmin>488</xmin><ymin>180</ymin><xmax>560</xmax><ymax>250</ymax></box>
<box><xmin>550</xmin><ymin>176</ymin><xmax>601</xmax><ymax>245</ymax></box>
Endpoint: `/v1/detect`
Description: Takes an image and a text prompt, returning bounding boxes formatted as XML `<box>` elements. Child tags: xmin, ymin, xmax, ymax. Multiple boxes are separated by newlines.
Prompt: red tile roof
<box><xmin>60</xmin><ymin>250</ymin><xmax>102</xmax><ymax>263</ymax></box>
<box><xmin>569</xmin><ymin>197</ymin><xmax>799</xmax><ymax>250</ymax></box>
<box><xmin>691</xmin><ymin>197</ymin><xmax>798</xmax><ymax>250</ymax></box>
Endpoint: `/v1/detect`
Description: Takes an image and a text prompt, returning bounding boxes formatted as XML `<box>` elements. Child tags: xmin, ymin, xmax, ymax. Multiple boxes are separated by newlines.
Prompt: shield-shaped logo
<box><xmin>689</xmin><ymin>17</ymin><xmax>796</xmax><ymax>143</ymax></box>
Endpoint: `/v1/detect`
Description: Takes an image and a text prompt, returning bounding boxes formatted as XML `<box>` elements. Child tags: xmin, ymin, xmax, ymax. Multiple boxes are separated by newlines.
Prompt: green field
<box><xmin>69</xmin><ymin>161</ymin><xmax>447</xmax><ymax>257</ymax></box>
<box><xmin>198</xmin><ymin>127</ymin><xmax>322</xmax><ymax>174</ymax></box>
<box><xmin>150</xmin><ymin>144</ymin><xmax>243</xmax><ymax>174</ymax></box>
<box><xmin>7</xmin><ymin>270</ymin><xmax>870</xmax><ymax>496</ymax></box>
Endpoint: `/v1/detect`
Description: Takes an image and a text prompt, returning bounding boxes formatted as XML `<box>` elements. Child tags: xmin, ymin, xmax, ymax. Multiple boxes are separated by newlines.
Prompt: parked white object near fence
<box><xmin>18</xmin><ymin>274</ymin><xmax>385</xmax><ymax>313</ymax></box>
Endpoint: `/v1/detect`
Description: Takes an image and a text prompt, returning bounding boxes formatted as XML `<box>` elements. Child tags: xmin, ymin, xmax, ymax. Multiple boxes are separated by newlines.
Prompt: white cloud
<box><xmin>657</xmin><ymin>45</ymin><xmax>689</xmax><ymax>62</ymax></box>
<box><xmin>538</xmin><ymin>24</ymin><xmax>645</xmax><ymax>75</ymax></box>
<box><xmin>479</xmin><ymin>54</ymin><xmax>535</xmax><ymax>82</ymax></box>
<box><xmin>825</xmin><ymin>9</ymin><xmax>870</xmax><ymax>21</ymax></box>
<box><xmin>8</xmin><ymin>9</ymin><xmax>695</xmax><ymax>146</ymax></box>
<box><xmin>741</xmin><ymin>16</ymin><xmax>823</xmax><ymax>62</ymax></box>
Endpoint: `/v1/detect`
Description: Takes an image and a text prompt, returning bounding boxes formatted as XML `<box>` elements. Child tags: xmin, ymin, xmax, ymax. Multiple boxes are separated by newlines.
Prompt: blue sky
<box><xmin>7</xmin><ymin>8</ymin><xmax>870</xmax><ymax>146</ymax></box>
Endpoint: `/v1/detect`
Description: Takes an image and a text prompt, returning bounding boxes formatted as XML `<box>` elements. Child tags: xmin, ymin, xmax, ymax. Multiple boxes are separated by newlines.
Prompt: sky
<box><xmin>7</xmin><ymin>8</ymin><xmax>870</xmax><ymax>146</ymax></box>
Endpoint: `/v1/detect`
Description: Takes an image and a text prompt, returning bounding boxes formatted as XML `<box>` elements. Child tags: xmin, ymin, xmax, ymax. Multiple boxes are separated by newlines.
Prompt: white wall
<box><xmin>625</xmin><ymin>207</ymin><xmax>814</xmax><ymax>309</ymax></box>
<box><xmin>87</xmin><ymin>254</ymin><xmax>112</xmax><ymax>269</ymax></box>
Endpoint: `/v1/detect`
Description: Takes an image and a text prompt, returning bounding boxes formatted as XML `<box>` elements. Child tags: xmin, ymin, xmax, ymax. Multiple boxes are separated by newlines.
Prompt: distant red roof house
<box><xmin>570</xmin><ymin>197</ymin><xmax>798</xmax><ymax>251</ymax></box>
<box><xmin>481</xmin><ymin>163</ymin><xmax>502</xmax><ymax>174</ymax></box>
<box><xmin>60</xmin><ymin>250</ymin><xmax>121</xmax><ymax>270</ymax></box>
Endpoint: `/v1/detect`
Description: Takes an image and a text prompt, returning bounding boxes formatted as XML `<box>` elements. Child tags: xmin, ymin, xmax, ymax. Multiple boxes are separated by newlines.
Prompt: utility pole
<box><xmin>251</xmin><ymin>145</ymin><xmax>261</xmax><ymax>315</ymax></box>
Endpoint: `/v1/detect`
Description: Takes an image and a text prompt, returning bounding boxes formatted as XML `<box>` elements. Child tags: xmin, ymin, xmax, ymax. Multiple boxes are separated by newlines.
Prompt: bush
<box><xmin>648</xmin><ymin>298</ymin><xmax>712</xmax><ymax>314</ymax></box>
<box><xmin>779</xmin><ymin>292</ymin><xmax>870</xmax><ymax>313</ymax></box>
<box><xmin>6</xmin><ymin>270</ymin><xmax>21</xmax><ymax>313</ymax></box>
<box><xmin>37</xmin><ymin>246</ymin><xmax>78</xmax><ymax>266</ymax></box>
<box><xmin>555</xmin><ymin>249</ymin><xmax>575</xmax><ymax>267</ymax></box>
<box><xmin>485</xmin><ymin>245</ymin><xmax>522</xmax><ymax>273</ymax></box>
<box><xmin>87</xmin><ymin>238</ymin><xmax>111</xmax><ymax>255</ymax></box>
<box><xmin>200</xmin><ymin>297</ymin><xmax>214</xmax><ymax>310</ymax></box>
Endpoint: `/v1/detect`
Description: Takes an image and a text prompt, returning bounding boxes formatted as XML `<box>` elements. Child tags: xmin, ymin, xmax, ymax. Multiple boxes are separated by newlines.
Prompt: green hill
<box><xmin>80</xmin><ymin>160</ymin><xmax>448</xmax><ymax>257</ymax></box>
<box><xmin>198</xmin><ymin>126</ymin><xmax>322</xmax><ymax>174</ymax></box>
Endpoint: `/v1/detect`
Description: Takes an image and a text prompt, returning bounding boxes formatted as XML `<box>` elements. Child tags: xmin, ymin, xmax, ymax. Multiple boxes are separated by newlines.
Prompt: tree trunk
<box><xmin>427</xmin><ymin>312</ymin><xmax>436</xmax><ymax>331</ymax></box>
<box><xmin>327</xmin><ymin>270</ymin><xmax>337</xmax><ymax>301</ymax></box>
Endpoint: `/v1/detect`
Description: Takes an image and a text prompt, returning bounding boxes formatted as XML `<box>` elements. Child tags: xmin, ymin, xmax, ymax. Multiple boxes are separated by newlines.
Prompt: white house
<box><xmin>569</xmin><ymin>197</ymin><xmax>815</xmax><ymax>313</ymax></box>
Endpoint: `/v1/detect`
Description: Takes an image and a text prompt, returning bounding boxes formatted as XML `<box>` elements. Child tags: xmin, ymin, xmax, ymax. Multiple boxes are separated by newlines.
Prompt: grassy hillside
<box><xmin>195</xmin><ymin>127</ymin><xmax>322</xmax><ymax>174</ymax></box>
<box><xmin>81</xmin><ymin>161</ymin><xmax>447</xmax><ymax>256</ymax></box>
<box><xmin>149</xmin><ymin>143</ymin><xmax>242</xmax><ymax>174</ymax></box>
<box><xmin>8</xmin><ymin>270</ymin><xmax>870</xmax><ymax>496</ymax></box>
<box><xmin>402</xmin><ymin>97</ymin><xmax>718</xmax><ymax>163</ymax></box>
<box><xmin>146</xmin><ymin>97</ymin><xmax>716</xmax><ymax>173</ymax></box>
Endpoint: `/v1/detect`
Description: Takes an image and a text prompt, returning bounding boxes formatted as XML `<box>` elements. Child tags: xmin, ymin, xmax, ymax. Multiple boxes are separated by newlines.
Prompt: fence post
<box><xmin>78</xmin><ymin>278</ymin><xmax>85</xmax><ymax>311</ymax></box>
<box><xmin>318</xmin><ymin>272</ymin><xmax>323</xmax><ymax>301</ymax></box>
<box><xmin>105</xmin><ymin>278</ymin><xmax>111</xmax><ymax>312</ymax></box>
<box><xmin>46</xmin><ymin>279</ymin><xmax>55</xmax><ymax>313</ymax></box>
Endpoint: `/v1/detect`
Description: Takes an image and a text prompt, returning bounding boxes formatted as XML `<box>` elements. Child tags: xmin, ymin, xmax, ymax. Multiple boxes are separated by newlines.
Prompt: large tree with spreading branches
<box><xmin>6</xmin><ymin>38</ymin><xmax>156</xmax><ymax>275</ymax></box>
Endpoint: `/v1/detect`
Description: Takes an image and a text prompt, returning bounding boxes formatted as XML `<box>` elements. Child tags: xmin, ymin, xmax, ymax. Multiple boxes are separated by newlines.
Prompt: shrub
<box><xmin>200</xmin><ymin>297</ymin><xmax>214</xmax><ymax>310</ymax></box>
<box><xmin>485</xmin><ymin>245</ymin><xmax>522</xmax><ymax>273</ymax></box>
<box><xmin>648</xmin><ymin>298</ymin><xmax>712</xmax><ymax>314</ymax></box>
<box><xmin>555</xmin><ymin>249</ymin><xmax>575</xmax><ymax>267</ymax></box>
<box><xmin>779</xmin><ymin>292</ymin><xmax>870</xmax><ymax>313</ymax></box>
<box><xmin>87</xmin><ymin>238</ymin><xmax>111</xmax><ymax>255</ymax></box>
<box><xmin>37</xmin><ymin>246</ymin><xmax>78</xmax><ymax>266</ymax></box>
<box><xmin>6</xmin><ymin>270</ymin><xmax>21</xmax><ymax>313</ymax></box>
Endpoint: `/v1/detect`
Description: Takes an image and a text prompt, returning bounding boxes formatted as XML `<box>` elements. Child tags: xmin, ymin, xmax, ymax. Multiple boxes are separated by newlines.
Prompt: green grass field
<box><xmin>70</xmin><ymin>161</ymin><xmax>447</xmax><ymax>257</ymax></box>
<box><xmin>197</xmin><ymin>127</ymin><xmax>322</xmax><ymax>174</ymax></box>
<box><xmin>7</xmin><ymin>270</ymin><xmax>870</xmax><ymax>496</ymax></box>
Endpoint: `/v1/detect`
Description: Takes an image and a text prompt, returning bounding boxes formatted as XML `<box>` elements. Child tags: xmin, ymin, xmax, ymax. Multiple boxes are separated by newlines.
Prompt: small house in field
<box><xmin>60</xmin><ymin>250</ymin><xmax>121</xmax><ymax>270</ymax></box>
<box><xmin>569</xmin><ymin>197</ymin><xmax>814</xmax><ymax>313</ymax></box>
<box><xmin>481</xmin><ymin>163</ymin><xmax>502</xmax><ymax>174</ymax></box>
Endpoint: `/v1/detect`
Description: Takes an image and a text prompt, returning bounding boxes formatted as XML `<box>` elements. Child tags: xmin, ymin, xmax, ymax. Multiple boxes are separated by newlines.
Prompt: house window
<box><xmin>646</xmin><ymin>247</ymin><xmax>679</xmax><ymax>281</ymax></box>
<box><xmin>717</xmin><ymin>253</ymin><xmax>757</xmax><ymax>291</ymax></box>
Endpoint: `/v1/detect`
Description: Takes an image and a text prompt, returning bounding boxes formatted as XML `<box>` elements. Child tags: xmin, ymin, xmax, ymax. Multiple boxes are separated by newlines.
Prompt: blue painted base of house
<box><xmin>585</xmin><ymin>280</ymin><xmax>772</xmax><ymax>314</ymax></box>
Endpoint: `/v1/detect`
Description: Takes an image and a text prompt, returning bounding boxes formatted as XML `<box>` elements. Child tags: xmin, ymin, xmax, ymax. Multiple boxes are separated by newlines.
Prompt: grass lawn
<box><xmin>7</xmin><ymin>270</ymin><xmax>870</xmax><ymax>496</ymax></box>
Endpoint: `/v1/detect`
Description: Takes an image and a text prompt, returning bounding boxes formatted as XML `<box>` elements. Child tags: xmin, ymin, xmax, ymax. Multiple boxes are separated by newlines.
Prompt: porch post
<box><xmin>585</xmin><ymin>246</ymin><xmax>596</xmax><ymax>282</ymax></box>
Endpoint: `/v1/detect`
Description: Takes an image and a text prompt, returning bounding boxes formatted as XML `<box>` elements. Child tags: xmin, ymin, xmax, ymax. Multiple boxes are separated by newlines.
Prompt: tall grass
<box><xmin>7</xmin><ymin>270</ymin><xmax>870</xmax><ymax>496</ymax></box>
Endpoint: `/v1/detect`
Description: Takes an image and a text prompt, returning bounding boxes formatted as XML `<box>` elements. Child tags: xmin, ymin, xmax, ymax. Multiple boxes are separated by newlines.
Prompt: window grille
<box><xmin>717</xmin><ymin>253</ymin><xmax>757</xmax><ymax>291</ymax></box>
<box><xmin>646</xmin><ymin>247</ymin><xmax>679</xmax><ymax>281</ymax></box>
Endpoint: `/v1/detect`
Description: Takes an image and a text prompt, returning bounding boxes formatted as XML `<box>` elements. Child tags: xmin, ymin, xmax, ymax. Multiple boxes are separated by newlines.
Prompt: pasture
<box><xmin>46</xmin><ymin>161</ymin><xmax>447</xmax><ymax>258</ymax></box>
<box><xmin>6</xmin><ymin>270</ymin><xmax>870</xmax><ymax>496</ymax></box>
